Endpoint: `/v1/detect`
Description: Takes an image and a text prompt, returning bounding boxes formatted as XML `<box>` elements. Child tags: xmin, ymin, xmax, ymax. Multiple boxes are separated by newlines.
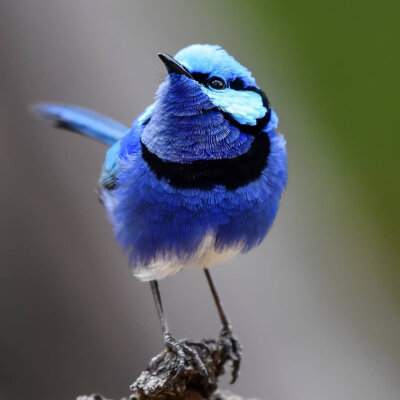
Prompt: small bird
<box><xmin>33</xmin><ymin>44</ymin><xmax>287</xmax><ymax>382</ymax></box>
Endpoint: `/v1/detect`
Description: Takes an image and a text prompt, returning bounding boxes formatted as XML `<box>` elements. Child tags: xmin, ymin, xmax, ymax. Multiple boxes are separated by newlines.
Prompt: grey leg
<box><xmin>149</xmin><ymin>280</ymin><xmax>208</xmax><ymax>377</ymax></box>
<box><xmin>203</xmin><ymin>269</ymin><xmax>242</xmax><ymax>383</ymax></box>
<box><xmin>150</xmin><ymin>280</ymin><xmax>169</xmax><ymax>335</ymax></box>
<box><xmin>204</xmin><ymin>269</ymin><xmax>230</xmax><ymax>328</ymax></box>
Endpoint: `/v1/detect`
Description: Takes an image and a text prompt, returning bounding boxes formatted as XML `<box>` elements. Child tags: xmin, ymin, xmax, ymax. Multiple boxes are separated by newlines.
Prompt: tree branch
<box><xmin>77</xmin><ymin>336</ymin><xmax>251</xmax><ymax>400</ymax></box>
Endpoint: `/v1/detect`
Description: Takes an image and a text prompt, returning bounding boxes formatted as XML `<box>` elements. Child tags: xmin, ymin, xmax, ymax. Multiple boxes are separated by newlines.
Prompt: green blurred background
<box><xmin>0</xmin><ymin>1</ymin><xmax>399</xmax><ymax>400</ymax></box>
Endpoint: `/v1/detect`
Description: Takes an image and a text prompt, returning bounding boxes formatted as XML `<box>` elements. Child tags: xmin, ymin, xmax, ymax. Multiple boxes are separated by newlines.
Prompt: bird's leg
<box><xmin>150</xmin><ymin>280</ymin><xmax>170</xmax><ymax>337</ymax></box>
<box><xmin>149</xmin><ymin>280</ymin><xmax>209</xmax><ymax>377</ymax></box>
<box><xmin>203</xmin><ymin>269</ymin><xmax>242</xmax><ymax>383</ymax></box>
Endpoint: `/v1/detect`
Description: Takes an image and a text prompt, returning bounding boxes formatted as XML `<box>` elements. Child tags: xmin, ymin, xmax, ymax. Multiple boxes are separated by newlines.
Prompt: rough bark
<box><xmin>77</xmin><ymin>390</ymin><xmax>249</xmax><ymax>400</ymax></box>
<box><xmin>76</xmin><ymin>337</ymin><xmax>250</xmax><ymax>400</ymax></box>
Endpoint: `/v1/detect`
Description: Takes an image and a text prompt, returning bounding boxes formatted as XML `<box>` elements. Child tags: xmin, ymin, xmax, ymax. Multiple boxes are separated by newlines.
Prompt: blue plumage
<box><xmin>34</xmin><ymin>44</ymin><xmax>287</xmax><ymax>281</ymax></box>
<box><xmin>33</xmin><ymin>103</ymin><xmax>128</xmax><ymax>145</ymax></box>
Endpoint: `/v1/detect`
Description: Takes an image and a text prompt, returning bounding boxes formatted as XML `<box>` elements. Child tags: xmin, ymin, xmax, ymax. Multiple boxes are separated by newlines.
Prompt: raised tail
<box><xmin>31</xmin><ymin>103</ymin><xmax>128</xmax><ymax>146</ymax></box>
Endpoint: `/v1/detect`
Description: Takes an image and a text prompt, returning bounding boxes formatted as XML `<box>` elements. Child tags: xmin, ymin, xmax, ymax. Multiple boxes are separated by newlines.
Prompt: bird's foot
<box><xmin>219</xmin><ymin>325</ymin><xmax>242</xmax><ymax>384</ymax></box>
<box><xmin>133</xmin><ymin>337</ymin><xmax>235</xmax><ymax>398</ymax></box>
<box><xmin>157</xmin><ymin>333</ymin><xmax>210</xmax><ymax>380</ymax></box>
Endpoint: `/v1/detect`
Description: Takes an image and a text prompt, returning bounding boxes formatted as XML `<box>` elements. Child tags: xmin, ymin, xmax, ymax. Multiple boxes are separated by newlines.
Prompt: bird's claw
<box><xmin>164</xmin><ymin>333</ymin><xmax>210</xmax><ymax>379</ymax></box>
<box><xmin>219</xmin><ymin>325</ymin><xmax>242</xmax><ymax>384</ymax></box>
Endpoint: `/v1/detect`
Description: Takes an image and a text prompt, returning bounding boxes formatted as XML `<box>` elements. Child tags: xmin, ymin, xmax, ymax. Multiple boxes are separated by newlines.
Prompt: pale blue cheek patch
<box><xmin>202</xmin><ymin>88</ymin><xmax>267</xmax><ymax>126</ymax></box>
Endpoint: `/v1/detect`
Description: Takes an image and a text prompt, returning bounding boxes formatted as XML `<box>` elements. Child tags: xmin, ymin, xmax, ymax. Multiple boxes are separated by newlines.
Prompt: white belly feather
<box><xmin>134</xmin><ymin>234</ymin><xmax>241</xmax><ymax>281</ymax></box>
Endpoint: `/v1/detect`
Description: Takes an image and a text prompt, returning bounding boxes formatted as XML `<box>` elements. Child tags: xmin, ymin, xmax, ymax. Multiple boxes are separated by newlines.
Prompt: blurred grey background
<box><xmin>0</xmin><ymin>1</ymin><xmax>399</xmax><ymax>400</ymax></box>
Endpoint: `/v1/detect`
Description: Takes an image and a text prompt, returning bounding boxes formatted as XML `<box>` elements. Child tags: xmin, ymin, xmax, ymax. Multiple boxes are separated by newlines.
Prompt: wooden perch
<box><xmin>76</xmin><ymin>336</ymin><xmax>251</xmax><ymax>400</ymax></box>
<box><xmin>76</xmin><ymin>390</ymin><xmax>248</xmax><ymax>400</ymax></box>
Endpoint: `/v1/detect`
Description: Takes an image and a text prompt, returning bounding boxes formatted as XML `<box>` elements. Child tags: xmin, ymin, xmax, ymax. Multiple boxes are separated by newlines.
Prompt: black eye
<box><xmin>207</xmin><ymin>77</ymin><xmax>226</xmax><ymax>90</ymax></box>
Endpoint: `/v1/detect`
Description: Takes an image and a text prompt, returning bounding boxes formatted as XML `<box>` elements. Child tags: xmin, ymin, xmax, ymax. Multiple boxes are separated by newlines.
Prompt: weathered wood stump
<box><xmin>77</xmin><ymin>336</ymin><xmax>249</xmax><ymax>400</ymax></box>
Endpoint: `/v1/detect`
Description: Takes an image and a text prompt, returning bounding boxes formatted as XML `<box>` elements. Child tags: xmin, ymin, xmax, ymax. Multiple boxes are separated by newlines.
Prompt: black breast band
<box><xmin>141</xmin><ymin>132</ymin><xmax>270</xmax><ymax>190</ymax></box>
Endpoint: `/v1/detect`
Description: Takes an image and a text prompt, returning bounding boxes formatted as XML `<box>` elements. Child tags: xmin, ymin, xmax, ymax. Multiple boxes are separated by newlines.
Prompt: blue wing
<box><xmin>32</xmin><ymin>102</ymin><xmax>156</xmax><ymax>191</ymax></box>
<box><xmin>100</xmin><ymin>141</ymin><xmax>121</xmax><ymax>189</ymax></box>
<box><xmin>100</xmin><ymin>102</ymin><xmax>156</xmax><ymax>190</ymax></box>
<box><xmin>32</xmin><ymin>103</ymin><xmax>128</xmax><ymax>146</ymax></box>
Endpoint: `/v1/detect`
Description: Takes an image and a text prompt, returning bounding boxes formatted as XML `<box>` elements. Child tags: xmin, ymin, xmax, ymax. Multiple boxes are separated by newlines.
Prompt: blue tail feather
<box><xmin>32</xmin><ymin>103</ymin><xmax>128</xmax><ymax>146</ymax></box>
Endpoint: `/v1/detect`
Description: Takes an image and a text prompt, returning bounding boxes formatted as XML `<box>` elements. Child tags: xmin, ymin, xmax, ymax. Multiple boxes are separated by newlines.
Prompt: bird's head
<box><xmin>169</xmin><ymin>44</ymin><xmax>271</xmax><ymax>130</ymax></box>
<box><xmin>141</xmin><ymin>44</ymin><xmax>278</xmax><ymax>187</ymax></box>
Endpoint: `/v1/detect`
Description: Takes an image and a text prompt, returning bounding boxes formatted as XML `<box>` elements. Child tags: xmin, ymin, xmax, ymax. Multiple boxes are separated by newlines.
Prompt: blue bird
<box><xmin>33</xmin><ymin>44</ymin><xmax>287</xmax><ymax>382</ymax></box>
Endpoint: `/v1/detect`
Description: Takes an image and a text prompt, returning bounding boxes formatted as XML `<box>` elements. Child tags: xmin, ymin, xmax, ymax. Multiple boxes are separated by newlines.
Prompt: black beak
<box><xmin>158</xmin><ymin>53</ymin><xmax>193</xmax><ymax>79</ymax></box>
